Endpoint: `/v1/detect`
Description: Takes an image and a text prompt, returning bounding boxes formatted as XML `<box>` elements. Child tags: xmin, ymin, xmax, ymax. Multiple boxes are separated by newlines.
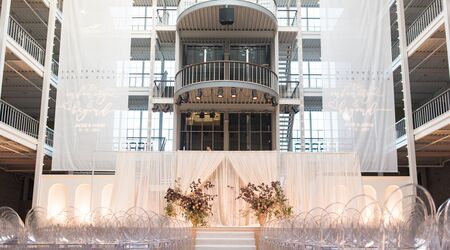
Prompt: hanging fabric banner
<box><xmin>52</xmin><ymin>0</ymin><xmax>131</xmax><ymax>170</ymax></box>
<box><xmin>321</xmin><ymin>0</ymin><xmax>398</xmax><ymax>172</ymax></box>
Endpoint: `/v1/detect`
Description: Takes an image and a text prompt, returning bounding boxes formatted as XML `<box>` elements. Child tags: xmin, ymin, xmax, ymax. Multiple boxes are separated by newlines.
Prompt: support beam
<box><xmin>0</xmin><ymin>0</ymin><xmax>12</xmax><ymax>97</ymax></box>
<box><xmin>396</xmin><ymin>0</ymin><xmax>418</xmax><ymax>184</ymax></box>
<box><xmin>443</xmin><ymin>0</ymin><xmax>450</xmax><ymax>79</ymax></box>
<box><xmin>32</xmin><ymin>0</ymin><xmax>57</xmax><ymax>206</ymax></box>
<box><xmin>297</xmin><ymin>0</ymin><xmax>305</xmax><ymax>152</ymax></box>
<box><xmin>147</xmin><ymin>0</ymin><xmax>158</xmax><ymax>150</ymax></box>
<box><xmin>173</xmin><ymin>31</ymin><xmax>181</xmax><ymax>151</ymax></box>
<box><xmin>274</xmin><ymin>31</ymin><xmax>280</xmax><ymax>150</ymax></box>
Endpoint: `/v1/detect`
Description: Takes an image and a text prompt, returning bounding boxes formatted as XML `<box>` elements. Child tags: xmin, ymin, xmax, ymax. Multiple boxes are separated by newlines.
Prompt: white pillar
<box><xmin>443</xmin><ymin>0</ymin><xmax>450</xmax><ymax>78</ymax></box>
<box><xmin>0</xmin><ymin>0</ymin><xmax>11</xmax><ymax>97</ymax></box>
<box><xmin>297</xmin><ymin>0</ymin><xmax>305</xmax><ymax>152</ymax></box>
<box><xmin>32</xmin><ymin>0</ymin><xmax>57</xmax><ymax>206</ymax></box>
<box><xmin>147</xmin><ymin>0</ymin><xmax>157</xmax><ymax>150</ymax></box>
<box><xmin>396</xmin><ymin>0</ymin><xmax>418</xmax><ymax>184</ymax></box>
<box><xmin>274</xmin><ymin>31</ymin><xmax>280</xmax><ymax>150</ymax></box>
<box><xmin>173</xmin><ymin>31</ymin><xmax>181</xmax><ymax>151</ymax></box>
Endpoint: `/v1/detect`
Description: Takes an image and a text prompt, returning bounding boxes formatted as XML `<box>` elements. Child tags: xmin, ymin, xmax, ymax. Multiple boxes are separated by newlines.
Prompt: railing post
<box><xmin>397</xmin><ymin>0</ymin><xmax>418</xmax><ymax>184</ymax></box>
<box><xmin>0</xmin><ymin>0</ymin><xmax>11</xmax><ymax>97</ymax></box>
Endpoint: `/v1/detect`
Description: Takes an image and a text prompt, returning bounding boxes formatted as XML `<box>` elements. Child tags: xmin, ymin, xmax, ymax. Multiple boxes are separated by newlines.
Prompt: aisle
<box><xmin>195</xmin><ymin>230</ymin><xmax>256</xmax><ymax>250</ymax></box>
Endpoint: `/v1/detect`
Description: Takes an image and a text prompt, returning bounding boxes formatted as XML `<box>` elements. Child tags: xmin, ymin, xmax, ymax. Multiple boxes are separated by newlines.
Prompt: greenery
<box><xmin>235</xmin><ymin>181</ymin><xmax>293</xmax><ymax>220</ymax></box>
<box><xmin>164</xmin><ymin>178</ymin><xmax>217</xmax><ymax>227</ymax></box>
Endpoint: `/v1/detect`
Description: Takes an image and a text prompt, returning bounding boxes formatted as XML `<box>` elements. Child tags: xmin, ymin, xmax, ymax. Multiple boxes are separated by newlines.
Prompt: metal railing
<box><xmin>395</xmin><ymin>118</ymin><xmax>406</xmax><ymax>138</ymax></box>
<box><xmin>302</xmin><ymin>17</ymin><xmax>320</xmax><ymax>32</ymax></box>
<box><xmin>157</xmin><ymin>9</ymin><xmax>177</xmax><ymax>25</ymax></box>
<box><xmin>279</xmin><ymin>81</ymin><xmax>300</xmax><ymax>98</ymax></box>
<box><xmin>51</xmin><ymin>59</ymin><xmax>59</xmax><ymax>78</ymax></box>
<box><xmin>413</xmin><ymin>88</ymin><xmax>449</xmax><ymax>128</ymax></box>
<box><xmin>395</xmin><ymin>88</ymin><xmax>450</xmax><ymax>138</ymax></box>
<box><xmin>154</xmin><ymin>79</ymin><xmax>175</xmax><ymax>98</ymax></box>
<box><xmin>177</xmin><ymin>0</ymin><xmax>277</xmax><ymax>17</ymax></box>
<box><xmin>391</xmin><ymin>40</ymin><xmax>400</xmax><ymax>61</ymax></box>
<box><xmin>115</xmin><ymin>137</ymin><xmax>167</xmax><ymax>151</ymax></box>
<box><xmin>406</xmin><ymin>0</ymin><xmax>443</xmax><ymax>45</ymax></box>
<box><xmin>129</xmin><ymin>73</ymin><xmax>150</xmax><ymax>87</ymax></box>
<box><xmin>8</xmin><ymin>16</ymin><xmax>45</xmax><ymax>65</ymax></box>
<box><xmin>278</xmin><ymin>10</ymin><xmax>297</xmax><ymax>27</ymax></box>
<box><xmin>175</xmin><ymin>60</ymin><xmax>278</xmax><ymax>93</ymax></box>
<box><xmin>46</xmin><ymin>127</ymin><xmax>54</xmax><ymax>147</ymax></box>
<box><xmin>131</xmin><ymin>17</ymin><xmax>153</xmax><ymax>31</ymax></box>
<box><xmin>0</xmin><ymin>99</ymin><xmax>39</xmax><ymax>138</ymax></box>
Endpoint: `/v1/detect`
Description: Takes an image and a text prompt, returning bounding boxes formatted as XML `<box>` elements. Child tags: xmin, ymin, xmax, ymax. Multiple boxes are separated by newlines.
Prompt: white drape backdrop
<box><xmin>110</xmin><ymin>151</ymin><xmax>363</xmax><ymax>226</ymax></box>
<box><xmin>320</xmin><ymin>0</ymin><xmax>398</xmax><ymax>172</ymax></box>
<box><xmin>281</xmin><ymin>152</ymin><xmax>363</xmax><ymax>212</ymax></box>
<box><xmin>52</xmin><ymin>0</ymin><xmax>131</xmax><ymax>171</ymax></box>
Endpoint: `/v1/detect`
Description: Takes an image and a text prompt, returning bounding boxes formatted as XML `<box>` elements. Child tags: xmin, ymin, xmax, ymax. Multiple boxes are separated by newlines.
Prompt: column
<box><xmin>0</xmin><ymin>0</ymin><xmax>11</xmax><ymax>97</ymax></box>
<box><xmin>297</xmin><ymin>0</ymin><xmax>305</xmax><ymax>152</ymax></box>
<box><xmin>147</xmin><ymin>0</ymin><xmax>157</xmax><ymax>149</ymax></box>
<box><xmin>396</xmin><ymin>0</ymin><xmax>418</xmax><ymax>184</ymax></box>
<box><xmin>274</xmin><ymin>31</ymin><xmax>280</xmax><ymax>150</ymax></box>
<box><xmin>32</xmin><ymin>0</ymin><xmax>57</xmax><ymax>206</ymax></box>
<box><xmin>173</xmin><ymin>31</ymin><xmax>181</xmax><ymax>151</ymax></box>
<box><xmin>443</xmin><ymin>0</ymin><xmax>450</xmax><ymax>78</ymax></box>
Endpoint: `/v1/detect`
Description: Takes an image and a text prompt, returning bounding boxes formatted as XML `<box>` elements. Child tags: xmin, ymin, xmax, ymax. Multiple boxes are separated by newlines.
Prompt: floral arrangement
<box><xmin>234</xmin><ymin>181</ymin><xmax>293</xmax><ymax>224</ymax></box>
<box><xmin>164</xmin><ymin>178</ymin><xmax>216</xmax><ymax>227</ymax></box>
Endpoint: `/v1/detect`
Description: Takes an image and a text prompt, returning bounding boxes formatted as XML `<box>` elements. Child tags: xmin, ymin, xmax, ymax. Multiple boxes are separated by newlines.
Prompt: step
<box><xmin>196</xmin><ymin>231</ymin><xmax>254</xmax><ymax>238</ymax></box>
<box><xmin>195</xmin><ymin>245</ymin><xmax>256</xmax><ymax>250</ymax></box>
<box><xmin>196</xmin><ymin>237</ymin><xmax>255</xmax><ymax>245</ymax></box>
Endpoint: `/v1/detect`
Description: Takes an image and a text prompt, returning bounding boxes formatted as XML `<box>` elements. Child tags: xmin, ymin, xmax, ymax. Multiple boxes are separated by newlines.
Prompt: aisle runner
<box><xmin>195</xmin><ymin>230</ymin><xmax>256</xmax><ymax>250</ymax></box>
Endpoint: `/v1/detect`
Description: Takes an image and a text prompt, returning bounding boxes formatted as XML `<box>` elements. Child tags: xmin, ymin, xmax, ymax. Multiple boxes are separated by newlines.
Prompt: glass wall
<box><xmin>291</xmin><ymin>111</ymin><xmax>325</xmax><ymax>152</ymax></box>
<box><xmin>229</xmin><ymin>45</ymin><xmax>270</xmax><ymax>65</ymax></box>
<box><xmin>180</xmin><ymin>112</ymin><xmax>224</xmax><ymax>151</ymax></box>
<box><xmin>229</xmin><ymin>113</ymin><xmax>272</xmax><ymax>151</ymax></box>
<box><xmin>183</xmin><ymin>45</ymin><xmax>224</xmax><ymax>66</ymax></box>
<box><xmin>303</xmin><ymin>61</ymin><xmax>322</xmax><ymax>88</ymax></box>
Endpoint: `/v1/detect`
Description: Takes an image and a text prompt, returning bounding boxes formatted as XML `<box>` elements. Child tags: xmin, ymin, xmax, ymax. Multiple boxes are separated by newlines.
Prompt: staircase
<box><xmin>195</xmin><ymin>230</ymin><xmax>256</xmax><ymax>250</ymax></box>
<box><xmin>279</xmin><ymin>112</ymin><xmax>295</xmax><ymax>151</ymax></box>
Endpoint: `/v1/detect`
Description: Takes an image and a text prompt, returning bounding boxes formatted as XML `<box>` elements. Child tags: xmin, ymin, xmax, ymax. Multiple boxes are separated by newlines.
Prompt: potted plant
<box><xmin>164</xmin><ymin>178</ymin><xmax>217</xmax><ymax>227</ymax></box>
<box><xmin>235</xmin><ymin>181</ymin><xmax>293</xmax><ymax>225</ymax></box>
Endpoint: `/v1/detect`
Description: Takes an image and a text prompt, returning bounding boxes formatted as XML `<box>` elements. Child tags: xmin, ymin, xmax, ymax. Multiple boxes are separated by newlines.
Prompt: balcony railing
<box><xmin>391</xmin><ymin>0</ymin><xmax>443</xmax><ymax>61</ymax></box>
<box><xmin>396</xmin><ymin>88</ymin><xmax>450</xmax><ymax>138</ymax></box>
<box><xmin>406</xmin><ymin>0</ymin><xmax>443</xmax><ymax>45</ymax></box>
<box><xmin>279</xmin><ymin>81</ymin><xmax>300</xmax><ymax>98</ymax></box>
<box><xmin>278</xmin><ymin>10</ymin><xmax>297</xmax><ymax>27</ymax></box>
<box><xmin>154</xmin><ymin>79</ymin><xmax>175</xmax><ymax>98</ymax></box>
<box><xmin>46</xmin><ymin>127</ymin><xmax>54</xmax><ymax>147</ymax></box>
<box><xmin>175</xmin><ymin>60</ymin><xmax>278</xmax><ymax>94</ymax></box>
<box><xmin>51</xmin><ymin>59</ymin><xmax>59</xmax><ymax>78</ymax></box>
<box><xmin>8</xmin><ymin>16</ymin><xmax>45</xmax><ymax>65</ymax></box>
<box><xmin>157</xmin><ymin>9</ymin><xmax>177</xmax><ymax>25</ymax></box>
<box><xmin>0</xmin><ymin>99</ymin><xmax>39</xmax><ymax>138</ymax></box>
<box><xmin>177</xmin><ymin>0</ymin><xmax>277</xmax><ymax>17</ymax></box>
<box><xmin>115</xmin><ymin>137</ymin><xmax>167</xmax><ymax>151</ymax></box>
<box><xmin>131</xmin><ymin>16</ymin><xmax>153</xmax><ymax>31</ymax></box>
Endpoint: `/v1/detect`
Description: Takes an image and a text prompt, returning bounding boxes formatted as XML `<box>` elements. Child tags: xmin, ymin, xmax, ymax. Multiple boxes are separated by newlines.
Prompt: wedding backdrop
<box><xmin>110</xmin><ymin>151</ymin><xmax>363</xmax><ymax>226</ymax></box>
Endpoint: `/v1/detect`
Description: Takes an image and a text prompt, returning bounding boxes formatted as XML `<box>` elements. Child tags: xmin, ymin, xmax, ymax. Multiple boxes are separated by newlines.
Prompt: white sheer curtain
<box><xmin>175</xmin><ymin>151</ymin><xmax>224</xmax><ymax>191</ymax></box>
<box><xmin>110</xmin><ymin>151</ymin><xmax>364</xmax><ymax>225</ymax></box>
<box><xmin>281</xmin><ymin>152</ymin><xmax>363</xmax><ymax>212</ymax></box>
<box><xmin>110</xmin><ymin>152</ymin><xmax>176</xmax><ymax>213</ymax></box>
<box><xmin>227</xmin><ymin>151</ymin><xmax>279</xmax><ymax>184</ymax></box>
<box><xmin>320</xmin><ymin>0</ymin><xmax>398</xmax><ymax>172</ymax></box>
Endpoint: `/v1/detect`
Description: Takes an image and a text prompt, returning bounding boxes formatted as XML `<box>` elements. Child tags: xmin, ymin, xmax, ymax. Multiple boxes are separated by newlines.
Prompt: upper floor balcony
<box><xmin>7</xmin><ymin>16</ymin><xmax>59</xmax><ymax>81</ymax></box>
<box><xmin>175</xmin><ymin>60</ymin><xmax>278</xmax><ymax>104</ymax></box>
<box><xmin>177</xmin><ymin>0</ymin><xmax>277</xmax><ymax>18</ymax></box>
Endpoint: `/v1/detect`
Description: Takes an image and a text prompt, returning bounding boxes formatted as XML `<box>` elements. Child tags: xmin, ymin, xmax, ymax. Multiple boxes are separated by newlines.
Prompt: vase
<box><xmin>258</xmin><ymin>213</ymin><xmax>267</xmax><ymax>225</ymax></box>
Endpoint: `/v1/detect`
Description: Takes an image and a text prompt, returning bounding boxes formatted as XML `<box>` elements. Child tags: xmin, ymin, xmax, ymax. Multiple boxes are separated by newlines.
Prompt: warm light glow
<box><xmin>75</xmin><ymin>184</ymin><xmax>92</xmax><ymax>223</ymax></box>
<box><xmin>101</xmin><ymin>184</ymin><xmax>114</xmax><ymax>213</ymax></box>
<box><xmin>383</xmin><ymin>185</ymin><xmax>403</xmax><ymax>223</ymax></box>
<box><xmin>47</xmin><ymin>184</ymin><xmax>67</xmax><ymax>220</ymax></box>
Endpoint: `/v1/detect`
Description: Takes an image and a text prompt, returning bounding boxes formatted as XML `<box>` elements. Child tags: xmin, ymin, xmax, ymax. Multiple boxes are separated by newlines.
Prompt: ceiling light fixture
<box><xmin>252</xmin><ymin>89</ymin><xmax>258</xmax><ymax>100</ymax></box>
<box><xmin>196</xmin><ymin>89</ymin><xmax>202</xmax><ymax>100</ymax></box>
<box><xmin>231</xmin><ymin>87</ymin><xmax>237</xmax><ymax>98</ymax></box>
